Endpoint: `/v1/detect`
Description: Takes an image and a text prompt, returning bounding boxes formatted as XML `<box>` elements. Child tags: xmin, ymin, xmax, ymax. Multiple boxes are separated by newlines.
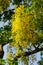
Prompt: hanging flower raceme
<box><xmin>11</xmin><ymin>5</ymin><xmax>37</xmax><ymax>55</ymax></box>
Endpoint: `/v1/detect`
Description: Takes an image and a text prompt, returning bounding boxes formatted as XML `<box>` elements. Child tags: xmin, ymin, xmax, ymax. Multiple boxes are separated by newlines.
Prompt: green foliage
<box><xmin>38</xmin><ymin>58</ymin><xmax>43</xmax><ymax>65</ymax></box>
<box><xmin>12</xmin><ymin>0</ymin><xmax>22</xmax><ymax>5</ymax></box>
<box><xmin>6</xmin><ymin>60</ymin><xmax>18</xmax><ymax>65</ymax></box>
<box><xmin>0</xmin><ymin>0</ymin><xmax>12</xmax><ymax>11</ymax></box>
<box><xmin>0</xmin><ymin>59</ymin><xmax>5</xmax><ymax>65</ymax></box>
<box><xmin>0</xmin><ymin>23</ymin><xmax>11</xmax><ymax>44</ymax></box>
<box><xmin>0</xmin><ymin>59</ymin><xmax>18</xmax><ymax>65</ymax></box>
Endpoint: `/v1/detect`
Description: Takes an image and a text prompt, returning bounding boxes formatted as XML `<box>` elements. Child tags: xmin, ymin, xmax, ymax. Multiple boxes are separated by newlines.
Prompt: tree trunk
<box><xmin>0</xmin><ymin>44</ymin><xmax>4</xmax><ymax>58</ymax></box>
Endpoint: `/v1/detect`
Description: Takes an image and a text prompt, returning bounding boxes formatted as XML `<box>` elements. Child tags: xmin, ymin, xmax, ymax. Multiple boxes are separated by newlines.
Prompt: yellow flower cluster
<box><xmin>11</xmin><ymin>5</ymin><xmax>37</xmax><ymax>55</ymax></box>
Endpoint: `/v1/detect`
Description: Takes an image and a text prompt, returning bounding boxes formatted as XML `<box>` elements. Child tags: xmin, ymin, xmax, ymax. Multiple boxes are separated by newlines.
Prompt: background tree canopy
<box><xmin>0</xmin><ymin>0</ymin><xmax>43</xmax><ymax>65</ymax></box>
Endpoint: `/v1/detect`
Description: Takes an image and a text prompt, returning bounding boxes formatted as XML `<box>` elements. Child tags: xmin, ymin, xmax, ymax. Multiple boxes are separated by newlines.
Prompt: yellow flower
<box><xmin>11</xmin><ymin>5</ymin><xmax>37</xmax><ymax>54</ymax></box>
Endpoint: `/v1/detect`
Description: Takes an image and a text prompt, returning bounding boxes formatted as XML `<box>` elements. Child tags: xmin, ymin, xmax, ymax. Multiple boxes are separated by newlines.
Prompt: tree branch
<box><xmin>25</xmin><ymin>47</ymin><xmax>43</xmax><ymax>56</ymax></box>
<box><xmin>0</xmin><ymin>44</ymin><xmax>4</xmax><ymax>58</ymax></box>
<box><xmin>14</xmin><ymin>47</ymin><xmax>43</xmax><ymax>60</ymax></box>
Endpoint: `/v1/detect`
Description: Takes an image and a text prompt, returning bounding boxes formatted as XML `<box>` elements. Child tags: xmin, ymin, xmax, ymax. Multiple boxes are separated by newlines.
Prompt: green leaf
<box><xmin>15</xmin><ymin>61</ymin><xmax>18</xmax><ymax>65</ymax></box>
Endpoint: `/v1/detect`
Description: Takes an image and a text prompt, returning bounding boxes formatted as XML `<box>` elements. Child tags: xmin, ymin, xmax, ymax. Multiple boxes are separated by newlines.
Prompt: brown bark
<box><xmin>0</xmin><ymin>44</ymin><xmax>4</xmax><ymax>58</ymax></box>
<box><xmin>14</xmin><ymin>47</ymin><xmax>43</xmax><ymax>60</ymax></box>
